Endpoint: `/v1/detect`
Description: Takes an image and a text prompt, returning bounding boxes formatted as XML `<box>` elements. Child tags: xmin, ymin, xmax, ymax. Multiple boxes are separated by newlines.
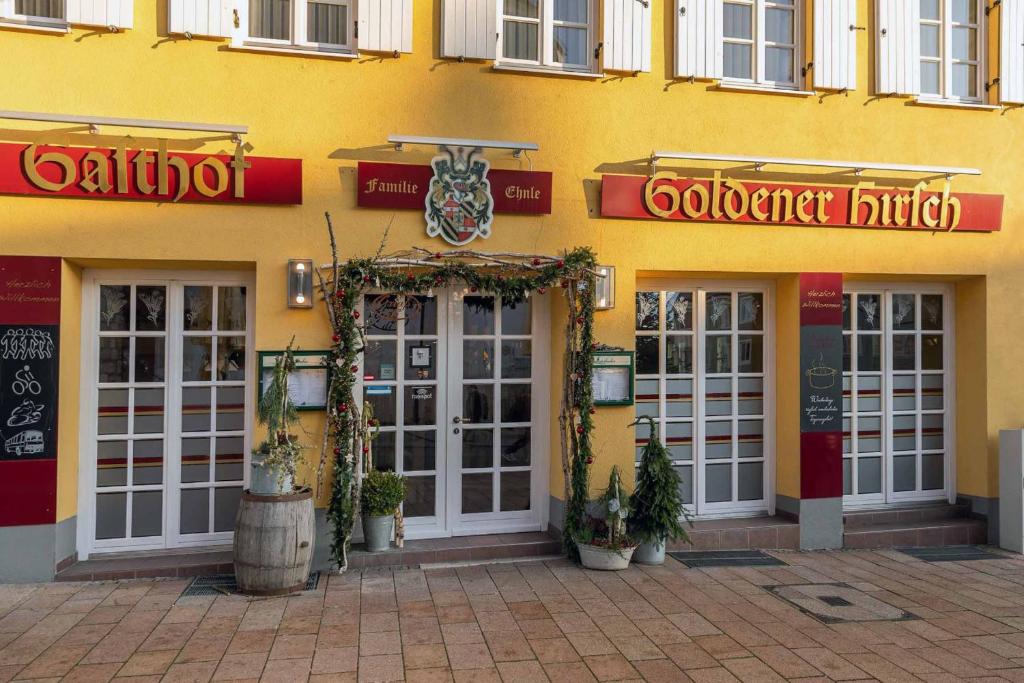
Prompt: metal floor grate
<box><xmin>181</xmin><ymin>572</ymin><xmax>320</xmax><ymax>597</ymax></box>
<box><xmin>668</xmin><ymin>550</ymin><xmax>787</xmax><ymax>568</ymax></box>
<box><xmin>897</xmin><ymin>546</ymin><xmax>1001</xmax><ymax>562</ymax></box>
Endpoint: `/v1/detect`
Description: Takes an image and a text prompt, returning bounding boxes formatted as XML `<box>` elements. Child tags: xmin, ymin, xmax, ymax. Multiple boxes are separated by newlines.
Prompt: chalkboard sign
<box><xmin>0</xmin><ymin>325</ymin><xmax>59</xmax><ymax>461</ymax></box>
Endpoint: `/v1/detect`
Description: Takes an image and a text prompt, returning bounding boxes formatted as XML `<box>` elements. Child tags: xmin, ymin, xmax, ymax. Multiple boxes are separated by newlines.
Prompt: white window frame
<box><xmin>236</xmin><ymin>0</ymin><xmax>355</xmax><ymax>53</ymax></box>
<box><xmin>497</xmin><ymin>0</ymin><xmax>598</xmax><ymax>73</ymax></box>
<box><xmin>919</xmin><ymin>0</ymin><xmax>986</xmax><ymax>104</ymax></box>
<box><xmin>722</xmin><ymin>0</ymin><xmax>803</xmax><ymax>90</ymax></box>
<box><xmin>0</xmin><ymin>0</ymin><xmax>67</xmax><ymax>29</ymax></box>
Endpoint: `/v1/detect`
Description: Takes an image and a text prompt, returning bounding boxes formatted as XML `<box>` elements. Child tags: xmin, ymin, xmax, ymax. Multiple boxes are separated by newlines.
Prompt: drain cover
<box><xmin>181</xmin><ymin>572</ymin><xmax>319</xmax><ymax>598</ymax></box>
<box><xmin>767</xmin><ymin>583</ymin><xmax>915</xmax><ymax>624</ymax></box>
<box><xmin>897</xmin><ymin>546</ymin><xmax>999</xmax><ymax>562</ymax></box>
<box><xmin>668</xmin><ymin>550</ymin><xmax>787</xmax><ymax>568</ymax></box>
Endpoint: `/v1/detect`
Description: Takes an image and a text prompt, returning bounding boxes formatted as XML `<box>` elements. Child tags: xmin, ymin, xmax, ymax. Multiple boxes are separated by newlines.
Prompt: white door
<box><xmin>82</xmin><ymin>272</ymin><xmax>254</xmax><ymax>555</ymax></box>
<box><xmin>842</xmin><ymin>286</ymin><xmax>954</xmax><ymax>506</ymax></box>
<box><xmin>634</xmin><ymin>283</ymin><xmax>773</xmax><ymax>518</ymax></box>
<box><xmin>361</xmin><ymin>289</ymin><xmax>549</xmax><ymax>539</ymax></box>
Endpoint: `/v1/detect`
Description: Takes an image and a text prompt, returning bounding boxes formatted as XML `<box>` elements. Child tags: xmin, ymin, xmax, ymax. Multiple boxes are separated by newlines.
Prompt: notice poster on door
<box><xmin>799</xmin><ymin>273</ymin><xmax>843</xmax><ymax>500</ymax></box>
<box><xmin>0</xmin><ymin>256</ymin><xmax>60</xmax><ymax>526</ymax></box>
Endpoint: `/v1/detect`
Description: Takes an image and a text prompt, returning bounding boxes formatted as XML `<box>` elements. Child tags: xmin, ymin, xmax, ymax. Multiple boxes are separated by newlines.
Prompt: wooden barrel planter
<box><xmin>234</xmin><ymin>488</ymin><xmax>315</xmax><ymax>596</ymax></box>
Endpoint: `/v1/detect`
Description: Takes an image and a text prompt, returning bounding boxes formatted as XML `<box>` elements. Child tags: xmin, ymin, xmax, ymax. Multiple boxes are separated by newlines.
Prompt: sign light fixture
<box><xmin>288</xmin><ymin>259</ymin><xmax>314</xmax><ymax>308</ymax></box>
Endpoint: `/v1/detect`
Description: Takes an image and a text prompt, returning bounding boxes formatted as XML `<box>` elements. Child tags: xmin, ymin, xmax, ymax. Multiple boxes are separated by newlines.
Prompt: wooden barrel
<box><xmin>234</xmin><ymin>488</ymin><xmax>315</xmax><ymax>596</ymax></box>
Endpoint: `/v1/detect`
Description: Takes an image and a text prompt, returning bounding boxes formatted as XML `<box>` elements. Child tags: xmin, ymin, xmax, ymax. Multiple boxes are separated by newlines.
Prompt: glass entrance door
<box><xmin>87</xmin><ymin>274</ymin><xmax>253</xmax><ymax>554</ymax></box>
<box><xmin>361</xmin><ymin>289</ymin><xmax>547</xmax><ymax>539</ymax></box>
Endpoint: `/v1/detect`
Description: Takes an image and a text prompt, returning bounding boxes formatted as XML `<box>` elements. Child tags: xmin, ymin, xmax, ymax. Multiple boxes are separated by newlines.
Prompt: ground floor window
<box><xmin>84</xmin><ymin>273</ymin><xmax>253</xmax><ymax>554</ymax></box>
<box><xmin>842</xmin><ymin>286</ymin><xmax>953</xmax><ymax>505</ymax></box>
<box><xmin>634</xmin><ymin>283</ymin><xmax>772</xmax><ymax>517</ymax></box>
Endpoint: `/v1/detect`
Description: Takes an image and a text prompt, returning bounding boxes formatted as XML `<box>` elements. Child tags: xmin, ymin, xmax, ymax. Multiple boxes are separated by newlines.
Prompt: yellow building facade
<box><xmin>0</xmin><ymin>0</ymin><xmax>1021</xmax><ymax>580</ymax></box>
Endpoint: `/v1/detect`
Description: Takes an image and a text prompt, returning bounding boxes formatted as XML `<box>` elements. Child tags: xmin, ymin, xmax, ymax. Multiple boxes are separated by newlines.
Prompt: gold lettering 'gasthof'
<box><xmin>21</xmin><ymin>141</ymin><xmax>250</xmax><ymax>202</ymax></box>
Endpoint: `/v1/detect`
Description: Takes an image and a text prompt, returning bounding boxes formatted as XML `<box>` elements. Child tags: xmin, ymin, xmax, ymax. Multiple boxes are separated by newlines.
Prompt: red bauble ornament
<box><xmin>362</xmin><ymin>446</ymin><xmax>370</xmax><ymax>454</ymax></box>
<box><xmin>556</xmin><ymin>259</ymin><xmax>565</xmax><ymax>268</ymax></box>
<box><xmin>353</xmin><ymin>310</ymin><xmax>361</xmax><ymax>319</ymax></box>
<box><xmin>470</xmin><ymin>286</ymin><xmax>478</xmax><ymax>293</ymax></box>
<box><xmin>434</xmin><ymin>277</ymin><xmax>443</xmax><ymax>285</ymax></box>
<box><xmin>337</xmin><ymin>403</ymin><xmax>348</xmax><ymax>413</ymax></box>
<box><xmin>585</xmin><ymin>456</ymin><xmax>594</xmax><ymax>465</ymax></box>
<box><xmin>350</xmin><ymin>364</ymin><xmax>359</xmax><ymax>373</ymax></box>
<box><xmin>589</xmin><ymin>407</ymin><xmax>596</xmax><ymax>415</ymax></box>
<box><xmin>576</xmin><ymin>316</ymin><xmax>585</xmax><ymax>324</ymax></box>
<box><xmin>334</xmin><ymin>290</ymin><xmax>344</xmax><ymax>299</ymax></box>
<box><xmin>434</xmin><ymin>252</ymin><xmax>443</xmax><ymax>259</ymax></box>
<box><xmin>331</xmin><ymin>334</ymin><xmax>340</xmax><ymax>342</ymax></box>
<box><xmin>532</xmin><ymin>258</ymin><xmax>541</xmax><ymax>266</ymax></box>
<box><xmin>576</xmin><ymin>424</ymin><xmax>585</xmax><ymax>434</ymax></box>
<box><xmin>363</xmin><ymin>275</ymin><xmax>371</xmax><ymax>283</ymax></box>
<box><xmin>333</xmin><ymin>447</ymin><xmax>341</xmax><ymax>455</ymax></box>
<box><xmin>537</xmin><ymin>287</ymin><xmax>546</xmax><ymax>294</ymax></box>
<box><xmin>407</xmin><ymin>273</ymin><xmax>415</xmax><ymax>280</ymax></box>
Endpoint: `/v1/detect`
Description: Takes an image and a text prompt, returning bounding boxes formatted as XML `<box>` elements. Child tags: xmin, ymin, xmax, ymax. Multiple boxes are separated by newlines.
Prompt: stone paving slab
<box><xmin>4</xmin><ymin>548</ymin><xmax>1024</xmax><ymax>681</ymax></box>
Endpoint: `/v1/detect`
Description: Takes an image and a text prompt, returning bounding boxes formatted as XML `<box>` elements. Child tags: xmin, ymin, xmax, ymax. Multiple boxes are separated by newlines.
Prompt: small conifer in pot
<box><xmin>628</xmin><ymin>415</ymin><xmax>691</xmax><ymax>565</ymax></box>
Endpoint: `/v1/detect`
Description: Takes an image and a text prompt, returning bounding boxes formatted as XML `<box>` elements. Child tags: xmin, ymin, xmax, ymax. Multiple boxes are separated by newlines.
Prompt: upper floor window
<box><xmin>919</xmin><ymin>0</ymin><xmax>984</xmax><ymax>102</ymax></box>
<box><xmin>2</xmin><ymin>0</ymin><xmax>65</xmax><ymax>25</ymax></box>
<box><xmin>500</xmin><ymin>0</ymin><xmax>595</xmax><ymax>72</ymax></box>
<box><xmin>723</xmin><ymin>0</ymin><xmax>800</xmax><ymax>88</ymax></box>
<box><xmin>245</xmin><ymin>0</ymin><xmax>352</xmax><ymax>51</ymax></box>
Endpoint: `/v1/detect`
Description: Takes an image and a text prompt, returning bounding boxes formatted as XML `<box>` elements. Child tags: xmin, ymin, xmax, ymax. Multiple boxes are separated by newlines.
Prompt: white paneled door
<box><xmin>81</xmin><ymin>272</ymin><xmax>254</xmax><ymax>557</ymax></box>
<box><xmin>361</xmin><ymin>289</ymin><xmax>549</xmax><ymax>539</ymax></box>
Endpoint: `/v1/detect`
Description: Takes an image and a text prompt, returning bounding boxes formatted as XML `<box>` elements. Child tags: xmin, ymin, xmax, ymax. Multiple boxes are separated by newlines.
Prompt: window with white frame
<box><xmin>723</xmin><ymin>0</ymin><xmax>800</xmax><ymax>87</ymax></box>
<box><xmin>1</xmin><ymin>0</ymin><xmax>65</xmax><ymax>24</ymax></box>
<box><xmin>245</xmin><ymin>0</ymin><xmax>352</xmax><ymax>51</ymax></box>
<box><xmin>920</xmin><ymin>0</ymin><xmax>984</xmax><ymax>102</ymax></box>
<box><xmin>500</xmin><ymin>0</ymin><xmax>595</xmax><ymax>71</ymax></box>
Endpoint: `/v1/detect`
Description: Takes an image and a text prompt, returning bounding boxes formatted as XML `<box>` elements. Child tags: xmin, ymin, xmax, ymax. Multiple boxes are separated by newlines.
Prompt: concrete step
<box><xmin>345</xmin><ymin>532</ymin><xmax>563</xmax><ymax>569</ymax></box>
<box><xmin>843</xmin><ymin>518</ymin><xmax>986</xmax><ymax>549</ymax></box>
<box><xmin>843</xmin><ymin>503</ymin><xmax>970</xmax><ymax>529</ymax></box>
<box><xmin>57</xmin><ymin>547</ymin><xmax>233</xmax><ymax>581</ymax></box>
<box><xmin>671</xmin><ymin>516</ymin><xmax>800</xmax><ymax>552</ymax></box>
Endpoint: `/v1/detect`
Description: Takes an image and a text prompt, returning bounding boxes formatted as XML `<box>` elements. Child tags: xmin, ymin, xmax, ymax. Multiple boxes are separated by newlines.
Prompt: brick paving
<box><xmin>5</xmin><ymin>549</ymin><xmax>1024</xmax><ymax>681</ymax></box>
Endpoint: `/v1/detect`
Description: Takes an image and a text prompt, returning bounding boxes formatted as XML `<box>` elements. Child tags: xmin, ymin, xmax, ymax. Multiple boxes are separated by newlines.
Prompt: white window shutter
<box><xmin>602</xmin><ymin>0</ymin><xmax>652</xmax><ymax>73</ymax></box>
<box><xmin>442</xmin><ymin>0</ymin><xmax>497</xmax><ymax>60</ymax></box>
<box><xmin>358</xmin><ymin>0</ymin><xmax>414</xmax><ymax>53</ymax></box>
<box><xmin>66</xmin><ymin>0</ymin><xmax>133</xmax><ymax>29</ymax></box>
<box><xmin>675</xmin><ymin>0</ymin><xmax>723</xmax><ymax>79</ymax></box>
<box><xmin>813</xmin><ymin>0</ymin><xmax>857</xmax><ymax>90</ymax></box>
<box><xmin>875</xmin><ymin>0</ymin><xmax>920</xmax><ymax>95</ymax></box>
<box><xmin>1001</xmin><ymin>0</ymin><xmax>1024</xmax><ymax>104</ymax></box>
<box><xmin>168</xmin><ymin>0</ymin><xmax>233</xmax><ymax>38</ymax></box>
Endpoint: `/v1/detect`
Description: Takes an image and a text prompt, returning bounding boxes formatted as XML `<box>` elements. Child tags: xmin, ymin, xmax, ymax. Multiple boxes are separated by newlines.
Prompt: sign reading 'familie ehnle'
<box><xmin>0</xmin><ymin>141</ymin><xmax>302</xmax><ymax>204</ymax></box>
<box><xmin>601</xmin><ymin>172</ymin><xmax>1003</xmax><ymax>232</ymax></box>
<box><xmin>357</xmin><ymin>161</ymin><xmax>552</xmax><ymax>214</ymax></box>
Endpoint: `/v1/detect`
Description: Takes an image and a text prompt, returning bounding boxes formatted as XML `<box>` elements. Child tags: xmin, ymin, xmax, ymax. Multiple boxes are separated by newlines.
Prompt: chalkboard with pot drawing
<box><xmin>0</xmin><ymin>325</ymin><xmax>59</xmax><ymax>461</ymax></box>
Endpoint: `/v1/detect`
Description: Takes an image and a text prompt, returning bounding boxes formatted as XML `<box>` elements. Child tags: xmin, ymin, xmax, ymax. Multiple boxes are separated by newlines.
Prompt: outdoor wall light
<box><xmin>595</xmin><ymin>265</ymin><xmax>615</xmax><ymax>310</ymax></box>
<box><xmin>287</xmin><ymin>259</ymin><xmax>314</xmax><ymax>308</ymax></box>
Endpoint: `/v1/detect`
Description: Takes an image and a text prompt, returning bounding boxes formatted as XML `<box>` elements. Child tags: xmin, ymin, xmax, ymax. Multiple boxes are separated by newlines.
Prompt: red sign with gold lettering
<box><xmin>0</xmin><ymin>142</ymin><xmax>302</xmax><ymax>204</ymax></box>
<box><xmin>601</xmin><ymin>173</ymin><xmax>1002</xmax><ymax>232</ymax></box>
<box><xmin>357</xmin><ymin>162</ymin><xmax>552</xmax><ymax>214</ymax></box>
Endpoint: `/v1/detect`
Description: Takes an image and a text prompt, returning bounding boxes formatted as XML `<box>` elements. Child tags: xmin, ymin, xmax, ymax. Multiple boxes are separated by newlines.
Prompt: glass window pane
<box><xmin>738</xmin><ymin>420</ymin><xmax>763</xmax><ymax>459</ymax></box>
<box><xmin>501</xmin><ymin>427</ymin><xmax>531</xmax><ymax>467</ymax></box>
<box><xmin>706</xmin><ymin>293</ymin><xmax>732</xmax><ymax>330</ymax></box>
<box><xmin>501</xmin><ymin>384</ymin><xmax>531</xmax><ymax>423</ymax></box>
<box><xmin>15</xmin><ymin>0</ymin><xmax>63</xmax><ymax>20</ymax></box>
<box><xmin>307</xmin><ymin>1</ymin><xmax>347</xmax><ymax>45</ymax></box>
<box><xmin>893</xmin><ymin>454</ymin><xmax>916</xmax><ymax>492</ymax></box>
<box><xmin>738</xmin><ymin>293</ymin><xmax>763</xmax><ymax>331</ymax></box>
<box><xmin>364</xmin><ymin>388</ymin><xmax>396</xmax><ymax>426</ymax></box>
<box><xmin>857</xmin><ymin>335</ymin><xmax>881</xmax><ymax>372</ymax></box>
<box><xmin>705</xmin><ymin>421</ymin><xmax>732</xmax><ymax>459</ymax></box>
<box><xmin>706</xmin><ymin>335</ymin><xmax>732</xmax><ymax>373</ymax></box>
<box><xmin>738</xmin><ymin>462</ymin><xmax>763</xmax><ymax>501</ymax></box>
<box><xmin>765</xmin><ymin>47</ymin><xmax>794</xmax><ymax>82</ymax></box>
<box><xmin>922</xmin><ymin>453</ymin><xmax>944</xmax><ymax>490</ymax></box>
<box><xmin>500</xmin><ymin>471</ymin><xmax>531</xmax><ymax>511</ymax></box>
<box><xmin>180</xmin><ymin>488</ymin><xmax>210</xmax><ymax>534</ymax></box>
<box><xmin>706</xmin><ymin>378</ymin><xmax>733</xmax><ymax>416</ymax></box>
<box><xmin>856</xmin><ymin>375</ymin><xmax>881</xmax><ymax>412</ymax></box>
<box><xmin>920</xmin><ymin>0</ymin><xmax>940</xmax><ymax>20</ymax></box>
<box><xmin>952</xmin><ymin>26</ymin><xmax>976</xmax><ymax>60</ymax></box>
<box><xmin>858</xmin><ymin>416</ymin><xmax>881</xmax><ymax>453</ymax></box>
<box><xmin>724</xmin><ymin>43</ymin><xmax>753</xmax><ymax>79</ymax></box>
<box><xmin>553</xmin><ymin>27</ymin><xmax>588</xmax><ymax>66</ymax></box>
<box><xmin>665</xmin><ymin>336</ymin><xmax>692</xmax><ymax>375</ymax></box>
<box><xmin>135</xmin><ymin>338</ymin><xmax>166</xmax><ymax>383</ymax></box>
<box><xmin>365</xmin><ymin>295</ymin><xmax>401</xmax><ymax>335</ymax></box>
<box><xmin>893</xmin><ymin>375</ymin><xmax>917</xmax><ymax>411</ymax></box>
<box><xmin>921</xmin><ymin>295</ymin><xmax>943</xmax><ymax>330</ymax></box>
<box><xmin>922</xmin><ymin>334</ymin><xmax>943</xmax><ymax>370</ymax></box>
<box><xmin>133</xmin><ymin>439</ymin><xmax>164</xmax><ymax>485</ymax></box>
<box><xmin>673</xmin><ymin>465</ymin><xmax>693</xmax><ymax>505</ymax></box>
<box><xmin>636</xmin><ymin>336</ymin><xmax>659</xmax><ymax>375</ymax></box>
<box><xmin>893</xmin><ymin>335</ymin><xmax>916</xmax><ymax>371</ymax></box>
<box><xmin>766</xmin><ymin>7</ymin><xmax>793</xmax><ymax>43</ymax></box>
<box><xmin>95</xmin><ymin>492</ymin><xmax>126</xmax><ymax>540</ymax></box>
<box><xmin>214</xmin><ymin>487</ymin><xmax>242</xmax><ymax>532</ymax></box>
<box><xmin>184</xmin><ymin>286</ymin><xmax>213</xmax><ymax>331</ymax></box>
<box><xmin>856</xmin><ymin>294</ymin><xmax>881</xmax><ymax>330</ymax></box>
<box><xmin>463</xmin><ymin>296</ymin><xmax>495</xmax><ymax>335</ymax></box>
<box><xmin>217</xmin><ymin>387</ymin><xmax>245</xmax><ymax>431</ymax></box>
<box><xmin>921</xmin><ymin>61</ymin><xmax>941</xmax><ymax>95</ymax></box>
<box><xmin>738</xmin><ymin>377</ymin><xmax>763</xmax><ymax>415</ymax></box>
<box><xmin>405</xmin><ymin>341</ymin><xmax>436</xmax><ymax>381</ymax></box>
<box><xmin>503</xmin><ymin>22</ymin><xmax>539</xmax><ymax>61</ymax></box>
<box><xmin>952</xmin><ymin>63</ymin><xmax>977</xmax><ymax>98</ymax></box>
<box><xmin>462</xmin><ymin>429</ymin><xmax>493</xmax><ymax>469</ymax></box>
<box><xmin>97</xmin><ymin>441</ymin><xmax>128</xmax><ymax>487</ymax></box>
<box><xmin>133</xmin><ymin>388</ymin><xmax>165</xmax><ymax>434</ymax></box>
<box><xmin>738</xmin><ymin>335</ymin><xmax>763</xmax><ymax>373</ymax></box>
<box><xmin>217</xmin><ymin>337</ymin><xmax>245</xmax><ymax>381</ymax></box>
<box><xmin>723</xmin><ymin>2</ymin><xmax>752</xmax><ymax>39</ymax></box>
<box><xmin>404</xmin><ymin>431</ymin><xmax>437</xmax><ymax>471</ymax></box>
<box><xmin>502</xmin><ymin>299</ymin><xmax>531</xmax><ymax>335</ymax></box>
<box><xmin>922</xmin><ymin>414</ymin><xmax>944</xmax><ymax>450</ymax></box>
<box><xmin>501</xmin><ymin>340</ymin><xmax>532</xmax><ymax>379</ymax></box>
<box><xmin>666</xmin><ymin>422</ymin><xmax>692</xmax><ymax>461</ymax></box>
<box><xmin>404</xmin><ymin>386</ymin><xmax>436</xmax><ymax>426</ymax></box>
<box><xmin>135</xmin><ymin>286</ymin><xmax>166</xmax><ymax>332</ymax></box>
<box><xmin>920</xmin><ymin>24</ymin><xmax>940</xmax><ymax>58</ymax></box>
<box><xmin>218</xmin><ymin>287</ymin><xmax>247</xmax><ymax>331</ymax></box>
<box><xmin>249</xmin><ymin>0</ymin><xmax>290</xmax><ymax>40</ymax></box>
<box><xmin>100</xmin><ymin>285</ymin><xmax>130</xmax><ymax>331</ymax></box>
<box><xmin>666</xmin><ymin>379</ymin><xmax>693</xmax><ymax>417</ymax></box>
<box><xmin>99</xmin><ymin>337</ymin><xmax>130</xmax><ymax>383</ymax></box>
<box><xmin>705</xmin><ymin>463</ymin><xmax>732</xmax><ymax>503</ymax></box>
<box><xmin>892</xmin><ymin>294</ymin><xmax>916</xmax><ymax>330</ymax></box>
<box><xmin>404</xmin><ymin>476</ymin><xmax>436</xmax><ymax>517</ymax></box>
<box><xmin>893</xmin><ymin>414</ymin><xmax>917</xmax><ymax>452</ymax></box>
<box><xmin>98</xmin><ymin>389</ymin><xmax>129</xmax><ymax>434</ymax></box>
<box><xmin>181</xmin><ymin>438</ymin><xmax>210</xmax><ymax>483</ymax></box>
<box><xmin>182</xmin><ymin>337</ymin><xmax>212</xmax><ymax>381</ymax></box>
<box><xmin>636</xmin><ymin>292</ymin><xmax>659</xmax><ymax>330</ymax></box>
<box><xmin>505</xmin><ymin>0</ymin><xmax>538</xmax><ymax>18</ymax></box>
<box><xmin>843</xmin><ymin>458</ymin><xmax>852</xmax><ymax>496</ymax></box>
<box><xmin>132</xmin><ymin>491</ymin><xmax>162</xmax><ymax>538</ymax></box>
<box><xmin>405</xmin><ymin>295</ymin><xmax>438</xmax><ymax>336</ymax></box>
<box><xmin>554</xmin><ymin>0</ymin><xmax>586</xmax><ymax>22</ymax></box>
<box><xmin>463</xmin><ymin>384</ymin><xmax>493</xmax><ymax>424</ymax></box>
<box><xmin>858</xmin><ymin>457</ymin><xmax>882</xmax><ymax>494</ymax></box>
<box><xmin>364</xmin><ymin>340</ymin><xmax>397</xmax><ymax>381</ymax></box>
<box><xmin>182</xmin><ymin>387</ymin><xmax>211</xmax><ymax>432</ymax></box>
<box><xmin>462</xmin><ymin>473</ymin><xmax>493</xmax><ymax>513</ymax></box>
<box><xmin>952</xmin><ymin>0</ymin><xmax>976</xmax><ymax>23</ymax></box>
<box><xmin>922</xmin><ymin>375</ymin><xmax>944</xmax><ymax>409</ymax></box>
<box><xmin>216</xmin><ymin>436</ymin><xmax>245</xmax><ymax>481</ymax></box>
<box><xmin>372</xmin><ymin>432</ymin><xmax>396</xmax><ymax>471</ymax></box>
<box><xmin>842</xmin><ymin>294</ymin><xmax>852</xmax><ymax>330</ymax></box>
<box><xmin>666</xmin><ymin>292</ymin><xmax>692</xmax><ymax>330</ymax></box>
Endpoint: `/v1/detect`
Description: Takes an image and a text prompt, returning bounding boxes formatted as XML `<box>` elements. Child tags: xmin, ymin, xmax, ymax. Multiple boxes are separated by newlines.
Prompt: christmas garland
<box><xmin>315</xmin><ymin>215</ymin><xmax>599</xmax><ymax>570</ymax></box>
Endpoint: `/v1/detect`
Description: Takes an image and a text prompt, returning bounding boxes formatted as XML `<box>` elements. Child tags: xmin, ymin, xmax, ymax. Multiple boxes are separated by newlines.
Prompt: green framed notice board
<box><xmin>258</xmin><ymin>350</ymin><xmax>331</xmax><ymax>411</ymax></box>
<box><xmin>592</xmin><ymin>350</ymin><xmax>634</xmax><ymax>406</ymax></box>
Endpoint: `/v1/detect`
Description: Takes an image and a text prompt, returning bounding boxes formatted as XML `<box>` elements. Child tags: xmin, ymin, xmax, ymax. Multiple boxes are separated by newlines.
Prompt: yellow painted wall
<box><xmin>56</xmin><ymin>262</ymin><xmax>82</xmax><ymax>522</ymax></box>
<box><xmin>2</xmin><ymin>0</ymin><xmax>1021</xmax><ymax>522</ymax></box>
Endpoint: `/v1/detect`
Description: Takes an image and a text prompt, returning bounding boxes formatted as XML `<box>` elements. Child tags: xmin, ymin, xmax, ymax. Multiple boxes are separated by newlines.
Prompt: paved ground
<box><xmin>5</xmin><ymin>549</ymin><xmax>1024</xmax><ymax>682</ymax></box>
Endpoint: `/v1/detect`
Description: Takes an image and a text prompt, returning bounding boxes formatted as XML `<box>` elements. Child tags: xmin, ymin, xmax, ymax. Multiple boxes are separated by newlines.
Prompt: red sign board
<box><xmin>0</xmin><ymin>256</ymin><xmax>60</xmax><ymax>527</ymax></box>
<box><xmin>601</xmin><ymin>173</ymin><xmax>1002</xmax><ymax>233</ymax></box>
<box><xmin>357</xmin><ymin>162</ymin><xmax>552</xmax><ymax>214</ymax></box>
<box><xmin>0</xmin><ymin>142</ymin><xmax>302</xmax><ymax>204</ymax></box>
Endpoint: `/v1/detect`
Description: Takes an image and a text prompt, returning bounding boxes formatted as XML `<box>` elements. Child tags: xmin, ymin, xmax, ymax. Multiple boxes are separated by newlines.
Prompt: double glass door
<box><xmin>634</xmin><ymin>284</ymin><xmax>772</xmax><ymax>517</ymax></box>
<box><xmin>842</xmin><ymin>286</ymin><xmax>952</xmax><ymax>506</ymax></box>
<box><xmin>361</xmin><ymin>289</ymin><xmax>547</xmax><ymax>539</ymax></box>
<box><xmin>86</xmin><ymin>273</ymin><xmax>253</xmax><ymax>554</ymax></box>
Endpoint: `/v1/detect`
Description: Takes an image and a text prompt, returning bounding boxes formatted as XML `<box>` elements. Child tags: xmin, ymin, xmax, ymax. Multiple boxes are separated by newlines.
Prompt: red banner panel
<box><xmin>0</xmin><ymin>142</ymin><xmax>302</xmax><ymax>205</ymax></box>
<box><xmin>357</xmin><ymin>162</ymin><xmax>552</xmax><ymax>214</ymax></box>
<box><xmin>0</xmin><ymin>256</ymin><xmax>60</xmax><ymax>527</ymax></box>
<box><xmin>601</xmin><ymin>173</ymin><xmax>1002</xmax><ymax>233</ymax></box>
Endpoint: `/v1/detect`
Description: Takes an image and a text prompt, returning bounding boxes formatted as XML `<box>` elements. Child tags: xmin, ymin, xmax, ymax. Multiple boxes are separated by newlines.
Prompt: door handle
<box><xmin>453</xmin><ymin>416</ymin><xmax>461</xmax><ymax>424</ymax></box>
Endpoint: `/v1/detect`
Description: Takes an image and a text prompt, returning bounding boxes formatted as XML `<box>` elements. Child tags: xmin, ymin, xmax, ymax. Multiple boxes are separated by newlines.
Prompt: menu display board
<box><xmin>592</xmin><ymin>351</ymin><xmax>634</xmax><ymax>406</ymax></box>
<box><xmin>258</xmin><ymin>350</ymin><xmax>330</xmax><ymax>410</ymax></box>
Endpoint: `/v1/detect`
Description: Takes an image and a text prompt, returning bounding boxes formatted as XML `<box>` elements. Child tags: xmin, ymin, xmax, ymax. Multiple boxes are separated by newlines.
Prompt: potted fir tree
<box><xmin>576</xmin><ymin>465</ymin><xmax>636</xmax><ymax>570</ymax></box>
<box><xmin>360</xmin><ymin>469</ymin><xmax>406</xmax><ymax>552</ymax></box>
<box><xmin>628</xmin><ymin>416</ymin><xmax>690</xmax><ymax>565</ymax></box>
<box><xmin>251</xmin><ymin>342</ymin><xmax>304</xmax><ymax>494</ymax></box>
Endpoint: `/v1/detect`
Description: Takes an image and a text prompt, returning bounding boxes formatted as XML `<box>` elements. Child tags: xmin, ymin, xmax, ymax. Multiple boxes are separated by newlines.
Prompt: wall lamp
<box><xmin>595</xmin><ymin>265</ymin><xmax>615</xmax><ymax>310</ymax></box>
<box><xmin>288</xmin><ymin>259</ymin><xmax>314</xmax><ymax>308</ymax></box>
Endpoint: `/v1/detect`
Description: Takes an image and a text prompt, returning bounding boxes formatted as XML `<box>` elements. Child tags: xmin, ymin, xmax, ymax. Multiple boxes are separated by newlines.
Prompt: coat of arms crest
<box><xmin>424</xmin><ymin>146</ymin><xmax>494</xmax><ymax>246</ymax></box>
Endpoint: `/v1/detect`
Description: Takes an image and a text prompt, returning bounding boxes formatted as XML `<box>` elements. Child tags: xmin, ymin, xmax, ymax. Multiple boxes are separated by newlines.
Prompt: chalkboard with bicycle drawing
<box><xmin>0</xmin><ymin>325</ymin><xmax>59</xmax><ymax>461</ymax></box>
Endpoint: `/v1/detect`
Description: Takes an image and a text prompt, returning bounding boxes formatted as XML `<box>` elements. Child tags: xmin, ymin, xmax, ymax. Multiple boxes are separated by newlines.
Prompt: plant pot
<box><xmin>250</xmin><ymin>454</ymin><xmax>293</xmax><ymax>496</ymax></box>
<box><xmin>362</xmin><ymin>514</ymin><xmax>395</xmax><ymax>552</ymax></box>
<box><xmin>577</xmin><ymin>543</ymin><xmax>635</xmax><ymax>570</ymax></box>
<box><xmin>633</xmin><ymin>540</ymin><xmax>666</xmax><ymax>565</ymax></box>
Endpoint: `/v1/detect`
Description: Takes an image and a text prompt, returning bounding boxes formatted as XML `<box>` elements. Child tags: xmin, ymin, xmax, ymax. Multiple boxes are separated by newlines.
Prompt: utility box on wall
<box><xmin>999</xmin><ymin>430</ymin><xmax>1024</xmax><ymax>554</ymax></box>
